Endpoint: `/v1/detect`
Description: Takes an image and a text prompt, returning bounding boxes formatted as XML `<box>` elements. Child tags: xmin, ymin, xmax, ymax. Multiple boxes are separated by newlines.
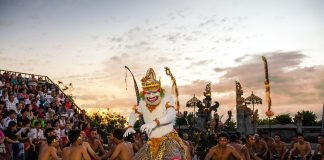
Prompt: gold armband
<box><xmin>165</xmin><ymin>102</ymin><xmax>174</xmax><ymax>109</ymax></box>
<box><xmin>154</xmin><ymin>118</ymin><xmax>160</xmax><ymax>127</ymax></box>
<box><xmin>132</xmin><ymin>105</ymin><xmax>142</xmax><ymax>115</ymax></box>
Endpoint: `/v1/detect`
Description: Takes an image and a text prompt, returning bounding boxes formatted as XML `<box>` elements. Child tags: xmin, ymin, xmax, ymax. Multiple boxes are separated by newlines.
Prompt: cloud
<box><xmin>76</xmin><ymin>94</ymin><xmax>99</xmax><ymax>101</ymax></box>
<box><xmin>177</xmin><ymin>51</ymin><xmax>324</xmax><ymax>118</ymax></box>
<box><xmin>211</xmin><ymin>51</ymin><xmax>324</xmax><ymax>116</ymax></box>
<box><xmin>190</xmin><ymin>60</ymin><xmax>210</xmax><ymax>66</ymax></box>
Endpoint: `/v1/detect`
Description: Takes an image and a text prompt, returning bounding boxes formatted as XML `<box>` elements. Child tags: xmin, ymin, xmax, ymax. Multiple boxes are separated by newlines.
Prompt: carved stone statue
<box><xmin>294</xmin><ymin>112</ymin><xmax>303</xmax><ymax>134</ymax></box>
<box><xmin>236</xmin><ymin>81</ymin><xmax>254</xmax><ymax>136</ymax></box>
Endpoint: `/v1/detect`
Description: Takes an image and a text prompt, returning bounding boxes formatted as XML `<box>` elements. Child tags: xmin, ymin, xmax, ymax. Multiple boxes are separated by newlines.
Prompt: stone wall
<box><xmin>257</xmin><ymin>124</ymin><xmax>321</xmax><ymax>143</ymax></box>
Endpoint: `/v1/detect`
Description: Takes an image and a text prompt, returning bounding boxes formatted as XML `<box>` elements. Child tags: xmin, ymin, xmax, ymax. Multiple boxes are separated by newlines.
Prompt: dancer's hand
<box><xmin>140</xmin><ymin>122</ymin><xmax>157</xmax><ymax>135</ymax></box>
<box><xmin>123</xmin><ymin>127</ymin><xmax>136</xmax><ymax>138</ymax></box>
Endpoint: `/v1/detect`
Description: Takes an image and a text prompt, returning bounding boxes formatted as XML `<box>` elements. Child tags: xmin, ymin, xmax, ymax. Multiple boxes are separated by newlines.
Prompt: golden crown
<box><xmin>141</xmin><ymin>68</ymin><xmax>161</xmax><ymax>90</ymax></box>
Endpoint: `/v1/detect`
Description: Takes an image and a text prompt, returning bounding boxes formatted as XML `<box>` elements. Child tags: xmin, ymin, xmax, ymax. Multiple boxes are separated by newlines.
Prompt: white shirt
<box><xmin>3</xmin><ymin>117</ymin><xmax>17</xmax><ymax>130</ymax></box>
<box><xmin>6</xmin><ymin>100</ymin><xmax>17</xmax><ymax>112</ymax></box>
<box><xmin>29</xmin><ymin>128</ymin><xmax>45</xmax><ymax>140</ymax></box>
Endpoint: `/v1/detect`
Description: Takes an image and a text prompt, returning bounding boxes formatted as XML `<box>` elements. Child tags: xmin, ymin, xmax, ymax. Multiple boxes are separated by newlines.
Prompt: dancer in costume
<box><xmin>123</xmin><ymin>68</ymin><xmax>189</xmax><ymax>160</ymax></box>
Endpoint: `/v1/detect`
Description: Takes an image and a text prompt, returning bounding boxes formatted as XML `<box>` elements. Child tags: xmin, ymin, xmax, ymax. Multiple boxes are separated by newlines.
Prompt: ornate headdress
<box><xmin>141</xmin><ymin>68</ymin><xmax>161</xmax><ymax>90</ymax></box>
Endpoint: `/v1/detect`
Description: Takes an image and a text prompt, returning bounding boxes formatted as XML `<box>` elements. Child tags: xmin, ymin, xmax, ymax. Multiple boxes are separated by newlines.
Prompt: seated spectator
<box><xmin>38</xmin><ymin>136</ymin><xmax>59</xmax><ymax>160</ymax></box>
<box><xmin>16</xmin><ymin>73</ymin><xmax>24</xmax><ymax>85</ymax></box>
<box><xmin>6</xmin><ymin>94</ymin><xmax>17</xmax><ymax>112</ymax></box>
<box><xmin>108</xmin><ymin>128</ymin><xmax>134</xmax><ymax>160</ymax></box>
<box><xmin>80</xmin><ymin>130</ymin><xmax>100</xmax><ymax>160</ymax></box>
<box><xmin>53</xmin><ymin>120</ymin><xmax>61</xmax><ymax>139</ymax></box>
<box><xmin>51</xmin><ymin>114</ymin><xmax>59</xmax><ymax>126</ymax></box>
<box><xmin>45</xmin><ymin>120</ymin><xmax>52</xmax><ymax>129</ymax></box>
<box><xmin>3</xmin><ymin>110</ymin><xmax>17</xmax><ymax>129</ymax></box>
<box><xmin>32</xmin><ymin>113</ymin><xmax>46</xmax><ymax>128</ymax></box>
<box><xmin>83</xmin><ymin>123</ymin><xmax>91</xmax><ymax>137</ymax></box>
<box><xmin>29</xmin><ymin>121</ymin><xmax>45</xmax><ymax>145</ymax></box>
<box><xmin>4</xmin><ymin>121</ymin><xmax>24</xmax><ymax>160</ymax></box>
<box><xmin>16</xmin><ymin>119</ymin><xmax>36</xmax><ymax>157</ymax></box>
<box><xmin>46</xmin><ymin>108</ymin><xmax>55</xmax><ymax>121</ymax></box>
<box><xmin>31</xmin><ymin>99</ymin><xmax>39</xmax><ymax>113</ymax></box>
<box><xmin>88</xmin><ymin>128</ymin><xmax>106</xmax><ymax>157</ymax></box>
<box><xmin>59</xmin><ymin>113</ymin><xmax>67</xmax><ymax>128</ymax></box>
<box><xmin>17</xmin><ymin>109</ymin><xmax>29</xmax><ymax>127</ymax></box>
<box><xmin>63</xmin><ymin>129</ymin><xmax>90</xmax><ymax>160</ymax></box>
<box><xmin>71</xmin><ymin>113</ymin><xmax>80</xmax><ymax>129</ymax></box>
<box><xmin>25</xmin><ymin>104</ymin><xmax>34</xmax><ymax>120</ymax></box>
<box><xmin>0</xmin><ymin>129</ymin><xmax>6</xmax><ymax>159</ymax></box>
<box><xmin>28</xmin><ymin>74</ymin><xmax>38</xmax><ymax>87</ymax></box>
<box><xmin>15</xmin><ymin>102</ymin><xmax>24</xmax><ymax>115</ymax></box>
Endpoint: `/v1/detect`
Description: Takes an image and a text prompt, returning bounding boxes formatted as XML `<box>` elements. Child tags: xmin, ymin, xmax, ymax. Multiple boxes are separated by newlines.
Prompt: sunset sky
<box><xmin>1</xmin><ymin>0</ymin><xmax>324</xmax><ymax>120</ymax></box>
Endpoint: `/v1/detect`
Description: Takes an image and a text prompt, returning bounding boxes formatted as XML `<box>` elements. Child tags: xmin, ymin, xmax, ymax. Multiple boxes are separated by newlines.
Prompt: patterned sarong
<box><xmin>133</xmin><ymin>130</ymin><xmax>188</xmax><ymax>160</ymax></box>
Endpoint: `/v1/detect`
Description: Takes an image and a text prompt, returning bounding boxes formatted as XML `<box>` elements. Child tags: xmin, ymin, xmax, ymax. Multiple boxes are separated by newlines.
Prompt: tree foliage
<box><xmin>257</xmin><ymin>118</ymin><xmax>274</xmax><ymax>125</ymax></box>
<box><xmin>89</xmin><ymin>109</ymin><xmax>126</xmax><ymax>142</ymax></box>
<box><xmin>57</xmin><ymin>81</ymin><xmax>75</xmax><ymax>103</ymax></box>
<box><xmin>295</xmin><ymin>110</ymin><xmax>318</xmax><ymax>126</ymax></box>
<box><xmin>273</xmin><ymin>114</ymin><xmax>293</xmax><ymax>124</ymax></box>
<box><xmin>226</xmin><ymin>120</ymin><xmax>237</xmax><ymax>129</ymax></box>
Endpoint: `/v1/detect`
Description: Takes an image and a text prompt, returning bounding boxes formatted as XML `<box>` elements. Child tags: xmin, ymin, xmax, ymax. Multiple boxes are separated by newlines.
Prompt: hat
<box><xmin>141</xmin><ymin>68</ymin><xmax>161</xmax><ymax>90</ymax></box>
